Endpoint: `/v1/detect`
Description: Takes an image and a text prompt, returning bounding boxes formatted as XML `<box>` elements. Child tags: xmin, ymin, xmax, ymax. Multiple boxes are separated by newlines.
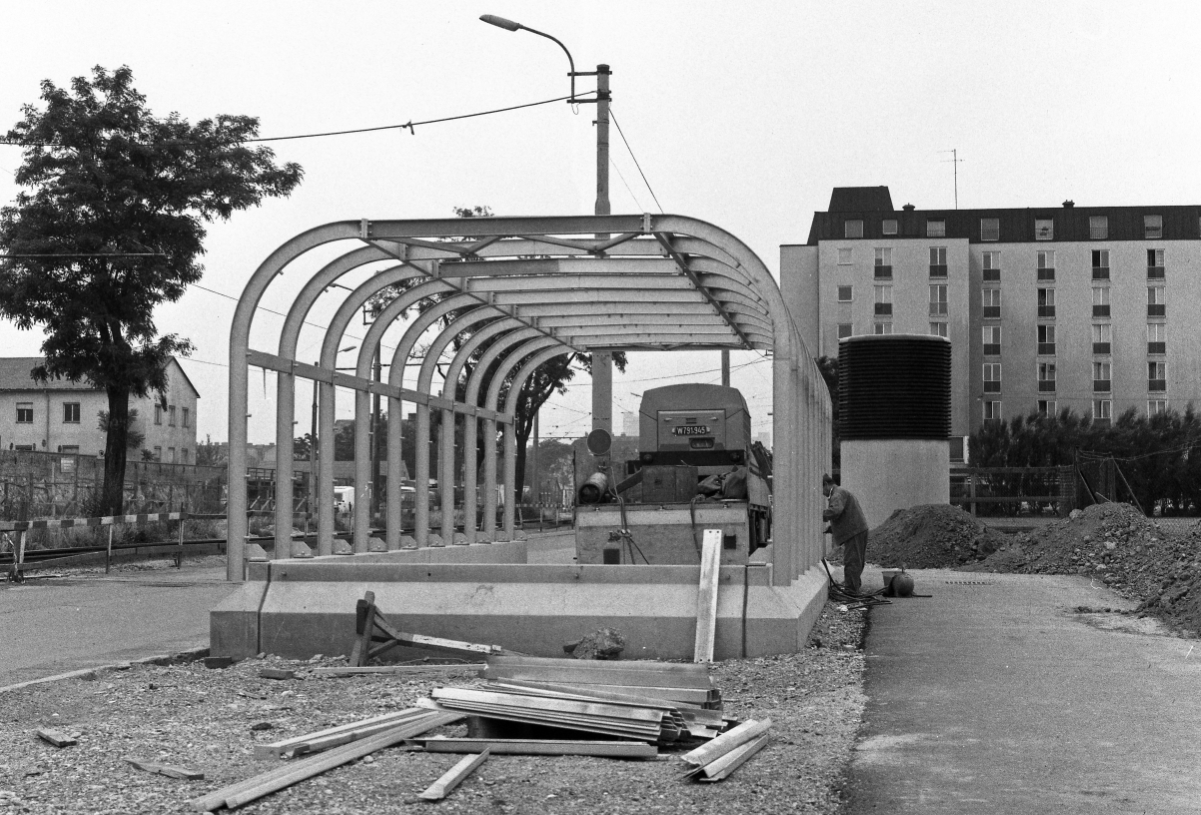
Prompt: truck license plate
<box><xmin>673</xmin><ymin>425</ymin><xmax>710</xmax><ymax>436</ymax></box>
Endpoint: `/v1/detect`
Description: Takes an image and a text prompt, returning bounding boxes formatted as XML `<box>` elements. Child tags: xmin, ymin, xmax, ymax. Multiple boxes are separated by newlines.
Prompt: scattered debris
<box><xmin>125</xmin><ymin>758</ymin><xmax>204</xmax><ymax>780</ymax></box>
<box><xmin>416</xmin><ymin>738</ymin><xmax>657</xmax><ymax>758</ymax></box>
<box><xmin>311</xmin><ymin>664</ymin><xmax>484</xmax><ymax>677</ymax></box>
<box><xmin>258</xmin><ymin>668</ymin><xmax>295</xmax><ymax>681</ymax></box>
<box><xmin>254</xmin><ymin>708</ymin><xmax>443</xmax><ymax>759</ymax></box>
<box><xmin>349</xmin><ymin>591</ymin><xmax>510</xmax><ymax>666</ymax></box>
<box><xmin>203</xmin><ymin>657</ymin><xmax>236</xmax><ymax>670</ymax></box>
<box><xmin>35</xmin><ymin>728</ymin><xmax>77</xmax><ymax>748</ymax></box>
<box><xmin>417</xmin><ymin>748</ymin><xmax>490</xmax><ymax>802</ymax></box>
<box><xmin>484</xmin><ymin>655</ymin><xmax>721</xmax><ymax>707</ymax></box>
<box><xmin>562</xmin><ymin>628</ymin><xmax>625</xmax><ymax>660</ymax></box>
<box><xmin>680</xmin><ymin>718</ymin><xmax>772</xmax><ymax>782</ymax></box>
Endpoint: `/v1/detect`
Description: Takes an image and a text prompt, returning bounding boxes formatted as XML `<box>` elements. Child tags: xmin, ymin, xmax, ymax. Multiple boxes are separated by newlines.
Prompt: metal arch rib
<box><xmin>652</xmin><ymin>231</ymin><xmax>757</xmax><ymax>351</ymax></box>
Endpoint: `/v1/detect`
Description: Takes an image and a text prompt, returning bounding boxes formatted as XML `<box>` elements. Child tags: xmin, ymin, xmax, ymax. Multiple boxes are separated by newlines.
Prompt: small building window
<box><xmin>168</xmin><ymin>405</ymin><xmax>177</xmax><ymax>427</ymax></box>
<box><xmin>1037</xmin><ymin>250</ymin><xmax>1055</xmax><ymax>281</ymax></box>
<box><xmin>1148</xmin><ymin>361</ymin><xmax>1167</xmax><ymax>392</ymax></box>
<box><xmin>980</xmin><ymin>218</ymin><xmax>1000</xmax><ymax>242</ymax></box>
<box><xmin>1093</xmin><ymin>399</ymin><xmax>1112</xmax><ymax>424</ymax></box>
<box><xmin>845</xmin><ymin>220</ymin><xmax>864</xmax><ymax>238</ymax></box>
<box><xmin>874</xmin><ymin>284</ymin><xmax>892</xmax><ymax>316</ymax></box>
<box><xmin>16</xmin><ymin>402</ymin><xmax>33</xmax><ymax>424</ymax></box>
<box><xmin>1093</xmin><ymin>361</ymin><xmax>1112</xmax><ymax>393</ymax></box>
<box><xmin>1092</xmin><ymin>323</ymin><xmax>1112</xmax><ymax>355</ymax></box>
<box><xmin>63</xmin><ymin>402</ymin><xmax>80</xmax><ymax>424</ymax></box>
<box><xmin>1038</xmin><ymin>399</ymin><xmax>1057</xmax><ymax>416</ymax></box>
<box><xmin>1091</xmin><ymin>249</ymin><xmax>1110</xmax><ymax>279</ymax></box>
<box><xmin>181</xmin><ymin>448</ymin><xmax>190</xmax><ymax>464</ymax></box>
<box><xmin>837</xmin><ymin>285</ymin><xmax>853</xmax><ymax>302</ymax></box>
<box><xmin>155</xmin><ymin>404</ymin><xmax>163</xmax><ymax>425</ymax></box>
<box><xmin>873</xmin><ymin>321</ymin><xmax>893</xmax><ymax>335</ymax></box>
<box><xmin>1037</xmin><ymin>287</ymin><xmax>1056</xmax><ymax>318</ymax></box>
<box><xmin>983</xmin><ymin>400</ymin><xmax>1002</xmax><ymax>423</ymax></box>
<box><xmin>929</xmin><ymin>284</ymin><xmax>948</xmax><ymax>315</ymax></box>
<box><xmin>874</xmin><ymin>248</ymin><xmax>892</xmax><ymax>278</ymax></box>
<box><xmin>926</xmin><ymin>219</ymin><xmax>946</xmax><ymax>238</ymax></box>
<box><xmin>1148</xmin><ymin>400</ymin><xmax>1167</xmax><ymax>416</ymax></box>
<box><xmin>882</xmin><ymin>219</ymin><xmax>898</xmax><ymax>236</ymax></box>
<box><xmin>983</xmin><ymin>362</ymin><xmax>1002</xmax><ymax>393</ymax></box>
<box><xmin>1090</xmin><ymin>216</ymin><xmax>1108</xmax><ymax>240</ymax></box>
<box><xmin>982</xmin><ymin>251</ymin><xmax>1001</xmax><ymax>281</ymax></box>
<box><xmin>982</xmin><ymin>288</ymin><xmax>1001</xmax><ymax>319</ymax></box>
<box><xmin>1092</xmin><ymin>286</ymin><xmax>1110</xmax><ymax>318</ymax></box>
<box><xmin>182</xmin><ymin>407</ymin><xmax>190</xmax><ymax>428</ymax></box>
<box><xmin>837</xmin><ymin>248</ymin><xmax>852</xmax><ymax>265</ymax></box>
<box><xmin>983</xmin><ymin>325</ymin><xmax>1001</xmax><ymax>355</ymax></box>
<box><xmin>1037</xmin><ymin>324</ymin><xmax>1056</xmax><ymax>355</ymax></box>
<box><xmin>929</xmin><ymin>321</ymin><xmax>948</xmax><ymax>338</ymax></box>
<box><xmin>153</xmin><ymin>446</ymin><xmax>162</xmax><ymax>461</ymax></box>
<box><xmin>1147</xmin><ymin>248</ymin><xmax>1164</xmax><ymax>279</ymax></box>
<box><xmin>1144</xmin><ymin>214</ymin><xmax>1163</xmax><ymax>239</ymax></box>
<box><xmin>837</xmin><ymin>323</ymin><xmax>853</xmax><ymax>339</ymax></box>
<box><xmin>1148</xmin><ymin>286</ymin><xmax>1166</xmax><ymax>317</ymax></box>
<box><xmin>1147</xmin><ymin>322</ymin><xmax>1166</xmax><ymax>355</ymax></box>
<box><xmin>929</xmin><ymin>246</ymin><xmax>947</xmax><ymax>277</ymax></box>
<box><xmin>1035</xmin><ymin>219</ymin><xmax>1054</xmax><ymax>241</ymax></box>
<box><xmin>1037</xmin><ymin>362</ymin><xmax>1057</xmax><ymax>392</ymax></box>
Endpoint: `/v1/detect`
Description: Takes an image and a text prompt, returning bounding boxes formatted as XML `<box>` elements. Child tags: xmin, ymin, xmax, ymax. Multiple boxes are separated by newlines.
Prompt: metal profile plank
<box><xmin>697</xmin><ymin>733</ymin><xmax>771</xmax><ymax>782</ymax></box>
<box><xmin>681</xmin><ymin>718</ymin><xmax>772</xmax><ymax>770</ymax></box>
<box><xmin>432</xmin><ymin>689</ymin><xmax>667</xmax><ymax>724</ymax></box>
<box><xmin>484</xmin><ymin>656</ymin><xmax>714</xmax><ymax>683</ymax></box>
<box><xmin>253</xmin><ymin>708</ymin><xmax>429</xmax><ymax>759</ymax></box>
<box><xmin>693</xmin><ymin>528</ymin><xmax>723</xmax><ymax>663</ymax></box>
<box><xmin>418</xmin><ymin>749</ymin><xmax>491</xmax><ymax>801</ymax></box>
<box><xmin>418</xmin><ymin>739</ymin><xmax>657</xmax><ymax>758</ymax></box>
<box><xmin>485</xmin><ymin>680</ymin><xmax>686</xmax><ymax>711</ymax></box>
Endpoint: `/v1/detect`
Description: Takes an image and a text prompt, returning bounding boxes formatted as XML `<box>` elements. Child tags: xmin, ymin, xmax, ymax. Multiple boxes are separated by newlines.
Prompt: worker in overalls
<box><xmin>822</xmin><ymin>473</ymin><xmax>869</xmax><ymax>595</ymax></box>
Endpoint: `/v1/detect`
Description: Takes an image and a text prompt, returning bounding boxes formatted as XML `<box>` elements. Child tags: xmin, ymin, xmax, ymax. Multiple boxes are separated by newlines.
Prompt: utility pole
<box><xmin>590</xmin><ymin>64</ymin><xmax>613</xmax><ymax>434</ymax></box>
<box><xmin>941</xmin><ymin>149</ymin><xmax>964</xmax><ymax>209</ymax></box>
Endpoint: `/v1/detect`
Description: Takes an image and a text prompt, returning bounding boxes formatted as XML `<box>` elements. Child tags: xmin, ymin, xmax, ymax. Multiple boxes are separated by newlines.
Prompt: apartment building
<box><xmin>781</xmin><ymin>186</ymin><xmax>1201</xmax><ymax>457</ymax></box>
<box><xmin>0</xmin><ymin>357</ymin><xmax>199</xmax><ymax>462</ymax></box>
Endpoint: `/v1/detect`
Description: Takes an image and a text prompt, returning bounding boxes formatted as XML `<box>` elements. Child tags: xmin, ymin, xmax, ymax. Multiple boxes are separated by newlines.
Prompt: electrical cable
<box><xmin>609</xmin><ymin>107</ymin><xmax>664</xmax><ymax>214</ymax></box>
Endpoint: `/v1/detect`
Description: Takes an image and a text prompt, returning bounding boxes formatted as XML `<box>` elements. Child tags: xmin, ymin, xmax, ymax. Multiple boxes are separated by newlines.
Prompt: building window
<box><xmin>1148</xmin><ymin>286</ymin><xmax>1166</xmax><ymax>317</ymax></box>
<box><xmin>1093</xmin><ymin>399</ymin><xmax>1112</xmax><ymax>425</ymax></box>
<box><xmin>181</xmin><ymin>448</ymin><xmax>190</xmax><ymax>464</ymax></box>
<box><xmin>983</xmin><ymin>325</ymin><xmax>1001</xmax><ymax>356</ymax></box>
<box><xmin>155</xmin><ymin>404</ymin><xmax>163</xmax><ymax>425</ymax></box>
<box><xmin>983</xmin><ymin>362</ymin><xmax>1002</xmax><ymax>393</ymax></box>
<box><xmin>1148</xmin><ymin>322</ymin><xmax>1166</xmax><ymax>355</ymax></box>
<box><xmin>168</xmin><ymin>447</ymin><xmax>176</xmax><ymax>463</ymax></box>
<box><xmin>845</xmin><ymin>220</ymin><xmax>864</xmax><ymax>238</ymax></box>
<box><xmin>837</xmin><ymin>248</ymin><xmax>853</xmax><ymax>265</ymax></box>
<box><xmin>1090</xmin><ymin>216</ymin><xmax>1108</xmax><ymax>240</ymax></box>
<box><xmin>983</xmin><ymin>400</ymin><xmax>1002</xmax><ymax>423</ymax></box>
<box><xmin>1091</xmin><ymin>249</ymin><xmax>1110</xmax><ymax>279</ymax></box>
<box><xmin>16</xmin><ymin>402</ymin><xmax>33</xmax><ymax>424</ymax></box>
<box><xmin>927</xmin><ymin>219</ymin><xmax>946</xmax><ymax>238</ymax></box>
<box><xmin>874</xmin><ymin>321</ymin><xmax>893</xmax><ymax>335</ymax></box>
<box><xmin>182</xmin><ymin>407</ymin><xmax>190</xmax><ymax>428</ymax></box>
<box><xmin>882</xmin><ymin>219</ymin><xmax>898</xmax><ymax>236</ymax></box>
<box><xmin>1037</xmin><ymin>324</ymin><xmax>1056</xmax><ymax>355</ymax></box>
<box><xmin>837</xmin><ymin>285</ymin><xmax>853</xmax><ymax>302</ymax></box>
<box><xmin>837</xmin><ymin>323</ymin><xmax>853</xmax><ymax>339</ymax></box>
<box><xmin>153</xmin><ymin>446</ymin><xmax>162</xmax><ymax>461</ymax></box>
<box><xmin>929</xmin><ymin>246</ymin><xmax>947</xmax><ymax>277</ymax></box>
<box><xmin>1037</xmin><ymin>287</ymin><xmax>1056</xmax><ymax>318</ymax></box>
<box><xmin>1092</xmin><ymin>323</ymin><xmax>1112</xmax><ymax>355</ymax></box>
<box><xmin>982</xmin><ymin>288</ymin><xmax>1001</xmax><ymax>319</ymax></box>
<box><xmin>168</xmin><ymin>405</ymin><xmax>177</xmax><ymax>427</ymax></box>
<box><xmin>1093</xmin><ymin>361</ymin><xmax>1112</xmax><ymax>393</ymax></box>
<box><xmin>1145</xmin><ymin>214</ymin><xmax>1163</xmax><ymax>239</ymax></box>
<box><xmin>874</xmin><ymin>285</ymin><xmax>892</xmax><ymax>316</ymax></box>
<box><xmin>1149</xmin><ymin>361</ymin><xmax>1167</xmax><ymax>392</ymax></box>
<box><xmin>929</xmin><ymin>284</ymin><xmax>948</xmax><ymax>315</ymax></box>
<box><xmin>874</xmin><ymin>248</ymin><xmax>892</xmax><ymax>278</ymax></box>
<box><xmin>929</xmin><ymin>321</ymin><xmax>948</xmax><ymax>338</ymax></box>
<box><xmin>1148</xmin><ymin>400</ymin><xmax>1167</xmax><ymax>416</ymax></box>
<box><xmin>1038</xmin><ymin>399</ymin><xmax>1057</xmax><ymax>416</ymax></box>
<box><xmin>981</xmin><ymin>251</ymin><xmax>1001</xmax><ymax>281</ymax></box>
<box><xmin>1035</xmin><ymin>219</ymin><xmax>1054</xmax><ymax>241</ymax></box>
<box><xmin>1147</xmin><ymin>248</ymin><xmax>1165</xmax><ymax>278</ymax></box>
<box><xmin>1037</xmin><ymin>362</ymin><xmax>1057</xmax><ymax>392</ymax></box>
<box><xmin>1092</xmin><ymin>286</ymin><xmax>1110</xmax><ymax>317</ymax></box>
<box><xmin>1037</xmin><ymin>250</ymin><xmax>1055</xmax><ymax>281</ymax></box>
<box><xmin>980</xmin><ymin>218</ymin><xmax>1000</xmax><ymax>242</ymax></box>
<box><xmin>63</xmin><ymin>402</ymin><xmax>80</xmax><ymax>424</ymax></box>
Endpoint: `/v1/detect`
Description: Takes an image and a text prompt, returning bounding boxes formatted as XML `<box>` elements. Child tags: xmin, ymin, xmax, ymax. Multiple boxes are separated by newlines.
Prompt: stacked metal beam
<box><xmin>482</xmin><ymin>656</ymin><xmax>721</xmax><ymax>708</ymax></box>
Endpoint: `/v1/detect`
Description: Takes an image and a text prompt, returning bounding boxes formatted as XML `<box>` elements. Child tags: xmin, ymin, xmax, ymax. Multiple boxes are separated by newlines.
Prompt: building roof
<box><xmin>807</xmin><ymin>186</ymin><xmax>1201</xmax><ymax>245</ymax></box>
<box><xmin>0</xmin><ymin>356</ymin><xmax>200</xmax><ymax>397</ymax></box>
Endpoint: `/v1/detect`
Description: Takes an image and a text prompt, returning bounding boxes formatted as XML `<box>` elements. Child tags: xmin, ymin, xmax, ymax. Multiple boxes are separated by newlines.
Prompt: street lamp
<box><xmin>481</xmin><ymin>13</ymin><xmax>614</xmax><ymax>434</ymax></box>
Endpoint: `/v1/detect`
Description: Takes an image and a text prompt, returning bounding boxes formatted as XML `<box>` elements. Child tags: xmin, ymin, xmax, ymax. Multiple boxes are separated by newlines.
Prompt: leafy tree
<box><xmin>814</xmin><ymin>355</ymin><xmax>840</xmax><ymax>467</ymax></box>
<box><xmin>0</xmin><ymin>65</ymin><xmax>303</xmax><ymax>513</ymax></box>
<box><xmin>195</xmin><ymin>434</ymin><xmax>226</xmax><ymax>467</ymax></box>
<box><xmin>97</xmin><ymin>408</ymin><xmax>145</xmax><ymax>451</ymax></box>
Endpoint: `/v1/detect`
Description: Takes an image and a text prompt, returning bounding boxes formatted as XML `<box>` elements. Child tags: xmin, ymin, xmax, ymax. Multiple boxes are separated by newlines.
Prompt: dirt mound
<box><xmin>967</xmin><ymin>503</ymin><xmax>1201</xmax><ymax>637</ymax></box>
<box><xmin>867</xmin><ymin>504</ymin><xmax>1011</xmax><ymax>568</ymax></box>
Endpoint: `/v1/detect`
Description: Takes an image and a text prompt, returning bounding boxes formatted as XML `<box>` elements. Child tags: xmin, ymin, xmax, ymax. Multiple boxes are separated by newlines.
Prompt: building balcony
<box><xmin>983</xmin><ymin>343</ymin><xmax>1001</xmax><ymax>356</ymax></box>
<box><xmin>874</xmin><ymin>266</ymin><xmax>893</xmax><ymax>279</ymax></box>
<box><xmin>1149</xmin><ymin>380</ymin><xmax>1167</xmax><ymax>392</ymax></box>
<box><xmin>1037</xmin><ymin>268</ymin><xmax>1055</xmax><ymax>281</ymax></box>
<box><xmin>1092</xmin><ymin>267</ymin><xmax>1110</xmax><ymax>280</ymax></box>
<box><xmin>1148</xmin><ymin>341</ymin><xmax>1166</xmax><ymax>355</ymax></box>
<box><xmin>1037</xmin><ymin>342</ymin><xmax>1056</xmax><ymax>355</ymax></box>
<box><xmin>982</xmin><ymin>268</ymin><xmax>1001</xmax><ymax>282</ymax></box>
<box><xmin>982</xmin><ymin>306</ymin><xmax>1001</xmax><ymax>319</ymax></box>
<box><xmin>1148</xmin><ymin>304</ymin><xmax>1166</xmax><ymax>317</ymax></box>
<box><xmin>929</xmin><ymin>303</ymin><xmax>948</xmax><ymax>316</ymax></box>
<box><xmin>1037</xmin><ymin>381</ymin><xmax>1056</xmax><ymax>392</ymax></box>
<box><xmin>983</xmin><ymin>381</ymin><xmax>1001</xmax><ymax>393</ymax></box>
<box><xmin>1093</xmin><ymin>342</ymin><xmax>1111</xmax><ymax>355</ymax></box>
<box><xmin>1147</xmin><ymin>266</ymin><xmax>1165</xmax><ymax>279</ymax></box>
<box><xmin>874</xmin><ymin>303</ymin><xmax>892</xmax><ymax>316</ymax></box>
<box><xmin>928</xmin><ymin>264</ymin><xmax>947</xmax><ymax>277</ymax></box>
<box><xmin>1037</xmin><ymin>305</ymin><xmax>1056</xmax><ymax>318</ymax></box>
<box><xmin>1093</xmin><ymin>305</ymin><xmax>1110</xmax><ymax>317</ymax></box>
<box><xmin>1093</xmin><ymin>379</ymin><xmax>1111</xmax><ymax>393</ymax></box>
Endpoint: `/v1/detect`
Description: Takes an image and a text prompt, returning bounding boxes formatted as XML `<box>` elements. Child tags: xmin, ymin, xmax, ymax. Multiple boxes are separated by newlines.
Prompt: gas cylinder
<box><xmin>890</xmin><ymin>570</ymin><xmax>915</xmax><ymax>598</ymax></box>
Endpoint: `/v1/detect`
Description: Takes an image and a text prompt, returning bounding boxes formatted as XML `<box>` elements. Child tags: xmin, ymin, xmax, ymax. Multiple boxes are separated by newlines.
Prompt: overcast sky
<box><xmin>2</xmin><ymin>1</ymin><xmax>1199</xmax><ymax>445</ymax></box>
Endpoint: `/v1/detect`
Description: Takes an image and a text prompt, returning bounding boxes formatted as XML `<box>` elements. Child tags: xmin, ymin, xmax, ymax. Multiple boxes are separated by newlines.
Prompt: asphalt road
<box><xmin>0</xmin><ymin>563</ymin><xmax>237</xmax><ymax>689</ymax></box>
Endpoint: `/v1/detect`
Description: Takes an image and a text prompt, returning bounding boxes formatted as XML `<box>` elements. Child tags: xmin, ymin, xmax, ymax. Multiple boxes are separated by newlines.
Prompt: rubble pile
<box><xmin>866</xmin><ymin>504</ymin><xmax>1010</xmax><ymax>568</ymax></box>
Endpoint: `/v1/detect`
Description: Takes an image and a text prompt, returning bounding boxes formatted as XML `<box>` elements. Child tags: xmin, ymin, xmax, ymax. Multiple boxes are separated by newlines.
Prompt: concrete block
<box><xmin>246</xmin><ymin>543</ymin><xmax>269</xmax><ymax>562</ymax></box>
<box><xmin>428</xmin><ymin>534</ymin><xmax>445</xmax><ymax>547</ymax></box>
<box><xmin>400</xmin><ymin>536</ymin><xmax>418</xmax><ymax>549</ymax></box>
<box><xmin>452</xmin><ymin>533</ymin><xmax>468</xmax><ymax>545</ymax></box>
<box><xmin>210</xmin><ymin>581</ymin><xmax>268</xmax><ymax>658</ymax></box>
<box><xmin>368</xmin><ymin>537</ymin><xmax>388</xmax><ymax>552</ymax></box>
<box><xmin>290</xmin><ymin>540</ymin><xmax>314</xmax><ymax>558</ymax></box>
<box><xmin>333</xmin><ymin>540</ymin><xmax>354</xmax><ymax>555</ymax></box>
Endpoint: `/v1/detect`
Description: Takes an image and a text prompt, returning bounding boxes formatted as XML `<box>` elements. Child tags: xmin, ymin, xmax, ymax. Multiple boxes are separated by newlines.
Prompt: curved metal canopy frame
<box><xmin>228</xmin><ymin>214</ymin><xmax>832</xmax><ymax>588</ymax></box>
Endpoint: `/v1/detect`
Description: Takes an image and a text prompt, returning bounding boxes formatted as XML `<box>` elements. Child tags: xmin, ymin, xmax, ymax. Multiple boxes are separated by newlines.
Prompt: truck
<box><xmin>574</xmin><ymin>383</ymin><xmax>772</xmax><ymax>565</ymax></box>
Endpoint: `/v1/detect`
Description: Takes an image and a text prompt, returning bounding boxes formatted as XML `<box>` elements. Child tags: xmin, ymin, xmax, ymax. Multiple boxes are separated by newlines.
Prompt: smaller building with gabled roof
<box><xmin>0</xmin><ymin>357</ymin><xmax>199</xmax><ymax>462</ymax></box>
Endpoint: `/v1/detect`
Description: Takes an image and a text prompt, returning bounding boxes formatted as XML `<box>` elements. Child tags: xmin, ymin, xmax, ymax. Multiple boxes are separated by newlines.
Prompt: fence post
<box><xmin>969</xmin><ymin>474</ymin><xmax>977</xmax><ymax>517</ymax></box>
<box><xmin>177</xmin><ymin>503</ymin><xmax>185</xmax><ymax>569</ymax></box>
<box><xmin>105</xmin><ymin>523</ymin><xmax>113</xmax><ymax>574</ymax></box>
<box><xmin>16</xmin><ymin>530</ymin><xmax>26</xmax><ymax>583</ymax></box>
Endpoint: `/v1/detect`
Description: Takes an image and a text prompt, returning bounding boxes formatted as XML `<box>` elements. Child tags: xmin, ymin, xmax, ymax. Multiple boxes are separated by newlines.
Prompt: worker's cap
<box><xmin>821</xmin><ymin>473</ymin><xmax>835</xmax><ymax>485</ymax></box>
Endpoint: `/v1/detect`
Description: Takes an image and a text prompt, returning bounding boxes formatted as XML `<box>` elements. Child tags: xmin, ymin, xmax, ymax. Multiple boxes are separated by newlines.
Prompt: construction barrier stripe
<box><xmin>0</xmin><ymin>512</ymin><xmax>187</xmax><ymax>532</ymax></box>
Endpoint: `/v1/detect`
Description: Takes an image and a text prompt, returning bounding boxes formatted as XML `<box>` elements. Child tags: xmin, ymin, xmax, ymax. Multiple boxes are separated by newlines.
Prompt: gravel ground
<box><xmin>0</xmin><ymin>601</ymin><xmax>867</xmax><ymax>815</ymax></box>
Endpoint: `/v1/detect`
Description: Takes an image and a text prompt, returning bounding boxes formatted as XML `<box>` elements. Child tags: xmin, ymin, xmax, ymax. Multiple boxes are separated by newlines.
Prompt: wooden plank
<box><xmin>191</xmin><ymin>712</ymin><xmax>462</xmax><ymax>811</ymax></box>
<box><xmin>254</xmin><ymin>708</ymin><xmax>431</xmax><ymax>759</ymax></box>
<box><xmin>126</xmin><ymin>758</ymin><xmax>205</xmax><ymax>780</ymax></box>
<box><xmin>693</xmin><ymin>528</ymin><xmax>722</xmax><ymax>663</ymax></box>
<box><xmin>418</xmin><ymin>749</ymin><xmax>490</xmax><ymax>801</ymax></box>
<box><xmin>681</xmin><ymin>718</ymin><xmax>771</xmax><ymax>769</ymax></box>
<box><xmin>418</xmin><ymin>738</ymin><xmax>657</xmax><ymax>758</ymax></box>
<box><xmin>697</xmin><ymin>732</ymin><xmax>770</xmax><ymax>781</ymax></box>
<box><xmin>36</xmin><ymin>728</ymin><xmax>77</xmax><ymax>747</ymax></box>
<box><xmin>311</xmin><ymin>664</ymin><xmax>485</xmax><ymax>677</ymax></box>
<box><xmin>349</xmin><ymin>592</ymin><xmax>377</xmax><ymax>667</ymax></box>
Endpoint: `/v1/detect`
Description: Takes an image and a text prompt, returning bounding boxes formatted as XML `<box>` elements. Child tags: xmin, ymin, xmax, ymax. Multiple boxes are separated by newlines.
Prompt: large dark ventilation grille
<box><xmin>839</xmin><ymin>334</ymin><xmax>951</xmax><ymax>440</ymax></box>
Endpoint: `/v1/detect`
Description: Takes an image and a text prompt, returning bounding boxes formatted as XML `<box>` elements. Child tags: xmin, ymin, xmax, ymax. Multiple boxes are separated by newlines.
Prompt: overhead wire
<box><xmin>610</xmin><ymin>107</ymin><xmax>664</xmax><ymax>213</ymax></box>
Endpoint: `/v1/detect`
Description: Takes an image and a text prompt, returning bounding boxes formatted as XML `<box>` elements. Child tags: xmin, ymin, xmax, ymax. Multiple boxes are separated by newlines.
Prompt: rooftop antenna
<box><xmin>940</xmin><ymin>149</ymin><xmax>964</xmax><ymax>209</ymax></box>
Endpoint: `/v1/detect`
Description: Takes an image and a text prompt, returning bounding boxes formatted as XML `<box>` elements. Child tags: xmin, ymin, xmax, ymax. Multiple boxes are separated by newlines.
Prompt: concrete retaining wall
<box><xmin>210</xmin><ymin>541</ymin><xmax>827</xmax><ymax>662</ymax></box>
